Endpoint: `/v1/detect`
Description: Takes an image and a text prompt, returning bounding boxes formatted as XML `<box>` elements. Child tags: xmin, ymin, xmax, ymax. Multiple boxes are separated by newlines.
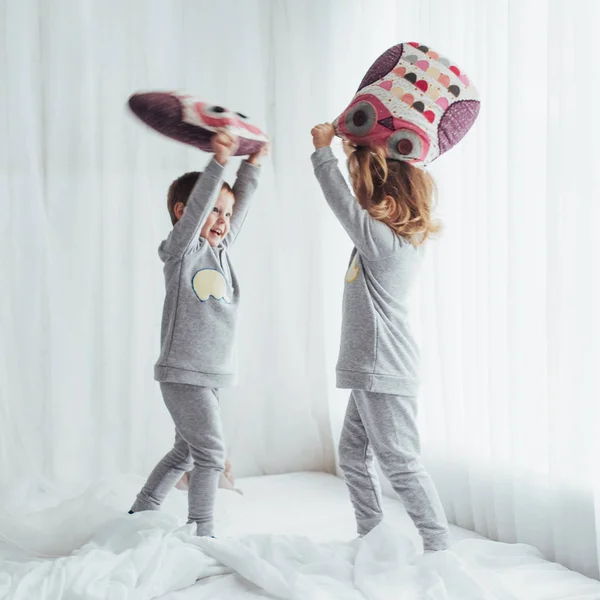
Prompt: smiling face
<box><xmin>199</xmin><ymin>188</ymin><xmax>235</xmax><ymax>247</ymax></box>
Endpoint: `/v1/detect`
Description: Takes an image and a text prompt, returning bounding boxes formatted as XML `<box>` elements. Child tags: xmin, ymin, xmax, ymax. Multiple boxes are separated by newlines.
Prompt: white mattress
<box><xmin>1</xmin><ymin>472</ymin><xmax>599</xmax><ymax>599</ymax></box>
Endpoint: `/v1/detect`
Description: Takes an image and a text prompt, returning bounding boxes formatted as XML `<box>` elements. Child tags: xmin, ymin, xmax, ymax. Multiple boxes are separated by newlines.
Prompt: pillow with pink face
<box><xmin>333</xmin><ymin>42</ymin><xmax>480</xmax><ymax>167</ymax></box>
<box><xmin>128</xmin><ymin>91</ymin><xmax>268</xmax><ymax>156</ymax></box>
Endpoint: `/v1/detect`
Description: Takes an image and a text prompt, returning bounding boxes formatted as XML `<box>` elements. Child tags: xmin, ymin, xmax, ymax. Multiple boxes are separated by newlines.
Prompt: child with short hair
<box><xmin>130</xmin><ymin>131</ymin><xmax>267</xmax><ymax>536</ymax></box>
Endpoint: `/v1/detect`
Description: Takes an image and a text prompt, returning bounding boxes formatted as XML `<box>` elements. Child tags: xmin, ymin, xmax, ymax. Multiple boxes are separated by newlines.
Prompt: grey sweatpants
<box><xmin>130</xmin><ymin>382</ymin><xmax>225</xmax><ymax>536</ymax></box>
<box><xmin>339</xmin><ymin>390</ymin><xmax>449</xmax><ymax>551</ymax></box>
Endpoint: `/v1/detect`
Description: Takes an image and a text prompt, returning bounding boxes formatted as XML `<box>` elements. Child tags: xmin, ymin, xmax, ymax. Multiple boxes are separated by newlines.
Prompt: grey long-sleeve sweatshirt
<box><xmin>312</xmin><ymin>146</ymin><xmax>423</xmax><ymax>396</ymax></box>
<box><xmin>154</xmin><ymin>158</ymin><xmax>260</xmax><ymax>388</ymax></box>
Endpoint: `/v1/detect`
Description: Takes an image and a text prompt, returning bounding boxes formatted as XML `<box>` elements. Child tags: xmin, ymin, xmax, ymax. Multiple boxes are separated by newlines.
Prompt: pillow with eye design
<box><xmin>333</xmin><ymin>42</ymin><xmax>480</xmax><ymax>167</ymax></box>
<box><xmin>128</xmin><ymin>91</ymin><xmax>268</xmax><ymax>156</ymax></box>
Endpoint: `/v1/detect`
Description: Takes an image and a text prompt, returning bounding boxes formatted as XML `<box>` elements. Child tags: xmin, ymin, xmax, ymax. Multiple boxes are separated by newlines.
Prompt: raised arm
<box><xmin>161</xmin><ymin>158</ymin><xmax>225</xmax><ymax>258</ymax></box>
<box><xmin>224</xmin><ymin>143</ymin><xmax>268</xmax><ymax>248</ymax></box>
<box><xmin>161</xmin><ymin>132</ymin><xmax>238</xmax><ymax>258</ymax></box>
<box><xmin>310</xmin><ymin>124</ymin><xmax>398</xmax><ymax>260</ymax></box>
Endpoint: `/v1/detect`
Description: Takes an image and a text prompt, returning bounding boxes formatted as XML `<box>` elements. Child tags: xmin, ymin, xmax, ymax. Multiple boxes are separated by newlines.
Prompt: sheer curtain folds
<box><xmin>318</xmin><ymin>0</ymin><xmax>600</xmax><ymax>579</ymax></box>
<box><xmin>0</xmin><ymin>0</ymin><xmax>337</xmax><ymax>487</ymax></box>
<box><xmin>1</xmin><ymin>0</ymin><xmax>599</xmax><ymax>580</ymax></box>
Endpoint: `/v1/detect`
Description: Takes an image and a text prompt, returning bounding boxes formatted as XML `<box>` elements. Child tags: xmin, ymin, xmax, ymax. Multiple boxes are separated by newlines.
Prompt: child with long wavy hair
<box><xmin>311</xmin><ymin>123</ymin><xmax>448</xmax><ymax>552</ymax></box>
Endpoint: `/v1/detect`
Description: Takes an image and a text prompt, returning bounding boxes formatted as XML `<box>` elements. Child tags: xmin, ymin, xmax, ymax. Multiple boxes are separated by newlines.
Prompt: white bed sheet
<box><xmin>1</xmin><ymin>472</ymin><xmax>599</xmax><ymax>600</ymax></box>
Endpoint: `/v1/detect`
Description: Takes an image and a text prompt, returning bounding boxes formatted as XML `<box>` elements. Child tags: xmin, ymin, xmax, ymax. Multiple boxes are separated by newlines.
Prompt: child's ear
<box><xmin>174</xmin><ymin>201</ymin><xmax>185</xmax><ymax>221</ymax></box>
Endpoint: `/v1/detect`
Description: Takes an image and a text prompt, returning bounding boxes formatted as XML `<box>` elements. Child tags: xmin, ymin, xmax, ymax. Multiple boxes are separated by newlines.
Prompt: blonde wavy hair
<box><xmin>347</xmin><ymin>145</ymin><xmax>441</xmax><ymax>246</ymax></box>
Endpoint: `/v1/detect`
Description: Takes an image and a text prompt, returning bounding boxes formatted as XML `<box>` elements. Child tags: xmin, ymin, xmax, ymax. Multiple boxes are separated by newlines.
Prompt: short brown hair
<box><xmin>167</xmin><ymin>171</ymin><xmax>233</xmax><ymax>225</ymax></box>
<box><xmin>348</xmin><ymin>146</ymin><xmax>440</xmax><ymax>246</ymax></box>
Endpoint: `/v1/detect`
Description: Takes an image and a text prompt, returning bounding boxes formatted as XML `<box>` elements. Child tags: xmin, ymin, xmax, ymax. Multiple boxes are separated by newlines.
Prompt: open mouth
<box><xmin>210</xmin><ymin>228</ymin><xmax>223</xmax><ymax>237</ymax></box>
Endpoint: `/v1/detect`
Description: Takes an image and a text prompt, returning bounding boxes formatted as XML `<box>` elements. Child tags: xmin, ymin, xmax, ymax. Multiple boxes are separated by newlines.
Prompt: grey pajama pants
<box><xmin>130</xmin><ymin>382</ymin><xmax>225</xmax><ymax>536</ymax></box>
<box><xmin>339</xmin><ymin>390</ymin><xmax>449</xmax><ymax>551</ymax></box>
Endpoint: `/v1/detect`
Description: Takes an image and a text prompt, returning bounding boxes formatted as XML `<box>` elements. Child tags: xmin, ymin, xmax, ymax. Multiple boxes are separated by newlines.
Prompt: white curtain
<box><xmin>2</xmin><ymin>0</ymin><xmax>600</xmax><ymax>581</ymax></box>
<box><xmin>0</xmin><ymin>0</ymin><xmax>338</xmax><ymax>486</ymax></box>
<box><xmin>317</xmin><ymin>0</ymin><xmax>600</xmax><ymax>580</ymax></box>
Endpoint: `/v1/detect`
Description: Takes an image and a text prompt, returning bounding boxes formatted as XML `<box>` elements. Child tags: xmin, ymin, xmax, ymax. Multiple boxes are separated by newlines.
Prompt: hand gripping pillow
<box><xmin>333</xmin><ymin>42</ymin><xmax>480</xmax><ymax>167</ymax></box>
<box><xmin>128</xmin><ymin>91</ymin><xmax>268</xmax><ymax>156</ymax></box>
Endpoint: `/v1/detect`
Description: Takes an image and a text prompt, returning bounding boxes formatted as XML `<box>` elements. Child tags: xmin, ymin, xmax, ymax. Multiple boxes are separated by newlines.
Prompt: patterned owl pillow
<box><xmin>128</xmin><ymin>91</ymin><xmax>268</xmax><ymax>156</ymax></box>
<box><xmin>333</xmin><ymin>42</ymin><xmax>480</xmax><ymax>167</ymax></box>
